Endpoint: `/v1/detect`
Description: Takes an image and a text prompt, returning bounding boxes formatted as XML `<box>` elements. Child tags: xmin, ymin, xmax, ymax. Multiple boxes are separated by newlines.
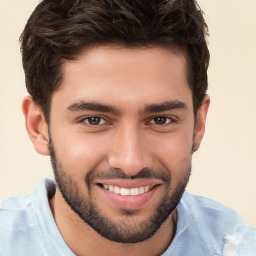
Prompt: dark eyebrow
<box><xmin>67</xmin><ymin>101</ymin><xmax>119</xmax><ymax>114</ymax></box>
<box><xmin>144</xmin><ymin>100</ymin><xmax>187</xmax><ymax>113</ymax></box>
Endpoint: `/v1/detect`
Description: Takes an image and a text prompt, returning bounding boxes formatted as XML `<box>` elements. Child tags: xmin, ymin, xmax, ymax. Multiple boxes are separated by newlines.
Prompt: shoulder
<box><xmin>0</xmin><ymin>193</ymin><xmax>44</xmax><ymax>255</ymax></box>
<box><xmin>0</xmin><ymin>193</ymin><xmax>37</xmax><ymax>227</ymax></box>
<box><xmin>0</xmin><ymin>179</ymin><xmax>74</xmax><ymax>256</ymax></box>
<box><xmin>0</xmin><ymin>179</ymin><xmax>55</xmax><ymax>255</ymax></box>
<box><xmin>181</xmin><ymin>192</ymin><xmax>245</xmax><ymax>227</ymax></box>
<box><xmin>179</xmin><ymin>192</ymin><xmax>256</xmax><ymax>255</ymax></box>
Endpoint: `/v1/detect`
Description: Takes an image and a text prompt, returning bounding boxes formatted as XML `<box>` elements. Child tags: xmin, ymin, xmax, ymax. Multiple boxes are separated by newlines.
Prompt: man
<box><xmin>0</xmin><ymin>0</ymin><xmax>255</xmax><ymax>255</ymax></box>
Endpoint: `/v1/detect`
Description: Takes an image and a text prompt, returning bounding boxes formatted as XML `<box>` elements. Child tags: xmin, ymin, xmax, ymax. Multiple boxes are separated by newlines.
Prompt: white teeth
<box><xmin>102</xmin><ymin>184</ymin><xmax>151</xmax><ymax>196</ymax></box>
<box><xmin>120</xmin><ymin>188</ymin><xmax>130</xmax><ymax>196</ymax></box>
<box><xmin>130</xmin><ymin>188</ymin><xmax>139</xmax><ymax>196</ymax></box>
<box><xmin>114</xmin><ymin>186</ymin><xmax>120</xmax><ymax>194</ymax></box>
<box><xmin>103</xmin><ymin>184</ymin><xmax>109</xmax><ymax>190</ymax></box>
<box><xmin>138</xmin><ymin>187</ymin><xmax>145</xmax><ymax>195</ymax></box>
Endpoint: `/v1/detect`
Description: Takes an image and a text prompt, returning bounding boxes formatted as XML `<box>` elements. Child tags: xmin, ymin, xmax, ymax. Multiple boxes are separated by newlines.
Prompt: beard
<box><xmin>49</xmin><ymin>140</ymin><xmax>191</xmax><ymax>244</ymax></box>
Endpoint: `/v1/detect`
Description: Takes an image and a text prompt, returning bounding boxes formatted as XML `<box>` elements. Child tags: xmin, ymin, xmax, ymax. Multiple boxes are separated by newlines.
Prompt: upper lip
<box><xmin>96</xmin><ymin>179</ymin><xmax>163</xmax><ymax>189</ymax></box>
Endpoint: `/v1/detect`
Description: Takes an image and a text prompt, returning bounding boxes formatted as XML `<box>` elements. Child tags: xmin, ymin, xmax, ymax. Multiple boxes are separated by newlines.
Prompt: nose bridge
<box><xmin>108</xmin><ymin>122</ymin><xmax>151</xmax><ymax>175</ymax></box>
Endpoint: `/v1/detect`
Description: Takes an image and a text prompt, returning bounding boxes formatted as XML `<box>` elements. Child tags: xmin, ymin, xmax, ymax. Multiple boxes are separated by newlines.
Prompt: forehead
<box><xmin>63</xmin><ymin>45</ymin><xmax>189</xmax><ymax>82</ymax></box>
<box><xmin>53</xmin><ymin>45</ymin><xmax>192</xmax><ymax>111</ymax></box>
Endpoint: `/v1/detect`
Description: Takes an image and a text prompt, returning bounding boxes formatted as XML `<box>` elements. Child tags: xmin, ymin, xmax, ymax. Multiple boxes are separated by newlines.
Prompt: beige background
<box><xmin>0</xmin><ymin>0</ymin><xmax>255</xmax><ymax>227</ymax></box>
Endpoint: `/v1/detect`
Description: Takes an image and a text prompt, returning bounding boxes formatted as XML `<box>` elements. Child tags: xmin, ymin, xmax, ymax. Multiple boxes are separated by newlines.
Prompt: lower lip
<box><xmin>97</xmin><ymin>185</ymin><xmax>159</xmax><ymax>210</ymax></box>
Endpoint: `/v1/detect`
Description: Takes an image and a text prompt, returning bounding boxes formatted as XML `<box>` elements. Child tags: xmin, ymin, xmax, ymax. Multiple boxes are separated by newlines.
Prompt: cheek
<box><xmin>150</xmin><ymin>131</ymin><xmax>193</xmax><ymax>178</ymax></box>
<box><xmin>51</xmin><ymin>131</ymin><xmax>111</xmax><ymax>177</ymax></box>
<box><xmin>153</xmin><ymin>129</ymin><xmax>193</xmax><ymax>158</ymax></box>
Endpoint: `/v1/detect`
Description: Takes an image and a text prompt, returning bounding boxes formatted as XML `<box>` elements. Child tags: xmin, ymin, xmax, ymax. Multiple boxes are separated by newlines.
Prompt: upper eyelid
<box><xmin>76</xmin><ymin>114</ymin><xmax>178</xmax><ymax>123</ymax></box>
<box><xmin>148</xmin><ymin>116</ymin><xmax>175</xmax><ymax>125</ymax></box>
<box><xmin>78</xmin><ymin>115</ymin><xmax>113</xmax><ymax>127</ymax></box>
<box><xmin>78</xmin><ymin>114</ymin><xmax>106</xmax><ymax>121</ymax></box>
<box><xmin>147</xmin><ymin>114</ymin><xmax>177</xmax><ymax>121</ymax></box>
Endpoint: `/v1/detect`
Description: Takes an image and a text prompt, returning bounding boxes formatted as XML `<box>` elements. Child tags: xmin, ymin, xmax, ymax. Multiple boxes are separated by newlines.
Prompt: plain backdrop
<box><xmin>0</xmin><ymin>0</ymin><xmax>255</xmax><ymax>227</ymax></box>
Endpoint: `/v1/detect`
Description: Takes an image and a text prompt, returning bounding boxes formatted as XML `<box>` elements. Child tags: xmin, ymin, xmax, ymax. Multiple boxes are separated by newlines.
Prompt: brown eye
<box><xmin>150</xmin><ymin>116</ymin><xmax>172</xmax><ymax>125</ymax></box>
<box><xmin>83</xmin><ymin>117</ymin><xmax>105</xmax><ymax>126</ymax></box>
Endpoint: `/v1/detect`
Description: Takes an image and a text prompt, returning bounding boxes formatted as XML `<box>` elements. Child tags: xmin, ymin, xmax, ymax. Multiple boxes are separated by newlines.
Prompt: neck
<box><xmin>50</xmin><ymin>188</ymin><xmax>177</xmax><ymax>256</ymax></box>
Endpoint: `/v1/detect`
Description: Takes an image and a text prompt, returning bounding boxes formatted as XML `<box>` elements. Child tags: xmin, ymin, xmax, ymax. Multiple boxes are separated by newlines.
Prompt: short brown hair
<box><xmin>20</xmin><ymin>0</ymin><xmax>209</xmax><ymax>122</ymax></box>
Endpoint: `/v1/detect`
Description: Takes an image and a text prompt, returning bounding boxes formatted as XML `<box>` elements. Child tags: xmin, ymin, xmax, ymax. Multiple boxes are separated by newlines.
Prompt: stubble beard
<box><xmin>49</xmin><ymin>141</ymin><xmax>191</xmax><ymax>243</ymax></box>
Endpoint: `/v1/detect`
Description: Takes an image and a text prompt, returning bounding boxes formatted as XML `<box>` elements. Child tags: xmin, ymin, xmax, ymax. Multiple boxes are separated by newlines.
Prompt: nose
<box><xmin>108</xmin><ymin>123</ymin><xmax>153</xmax><ymax>176</ymax></box>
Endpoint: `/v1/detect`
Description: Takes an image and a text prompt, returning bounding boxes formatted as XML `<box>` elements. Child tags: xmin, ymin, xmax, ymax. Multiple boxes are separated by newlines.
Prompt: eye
<box><xmin>82</xmin><ymin>116</ymin><xmax>106</xmax><ymax>126</ymax></box>
<box><xmin>149</xmin><ymin>116</ymin><xmax>173</xmax><ymax>125</ymax></box>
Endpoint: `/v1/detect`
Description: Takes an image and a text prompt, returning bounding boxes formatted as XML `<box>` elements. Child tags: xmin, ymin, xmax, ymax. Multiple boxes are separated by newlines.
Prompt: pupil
<box><xmin>154</xmin><ymin>117</ymin><xmax>166</xmax><ymax>124</ymax></box>
<box><xmin>89</xmin><ymin>117</ymin><xmax>100</xmax><ymax>125</ymax></box>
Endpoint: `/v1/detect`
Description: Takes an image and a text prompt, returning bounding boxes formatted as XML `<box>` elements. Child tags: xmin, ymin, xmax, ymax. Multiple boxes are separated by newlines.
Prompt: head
<box><xmin>20</xmin><ymin>0</ymin><xmax>209</xmax><ymax>122</ymax></box>
<box><xmin>21</xmin><ymin>0</ymin><xmax>210</xmax><ymax>244</ymax></box>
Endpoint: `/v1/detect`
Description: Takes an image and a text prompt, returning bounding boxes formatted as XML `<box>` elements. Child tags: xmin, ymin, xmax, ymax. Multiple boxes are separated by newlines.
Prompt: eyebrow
<box><xmin>144</xmin><ymin>100</ymin><xmax>187</xmax><ymax>113</ymax></box>
<box><xmin>67</xmin><ymin>101</ymin><xmax>120</xmax><ymax>114</ymax></box>
<box><xmin>67</xmin><ymin>99</ymin><xmax>187</xmax><ymax>114</ymax></box>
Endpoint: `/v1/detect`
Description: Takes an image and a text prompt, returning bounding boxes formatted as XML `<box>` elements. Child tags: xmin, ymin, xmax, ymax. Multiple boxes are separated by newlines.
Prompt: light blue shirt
<box><xmin>0</xmin><ymin>178</ymin><xmax>255</xmax><ymax>256</ymax></box>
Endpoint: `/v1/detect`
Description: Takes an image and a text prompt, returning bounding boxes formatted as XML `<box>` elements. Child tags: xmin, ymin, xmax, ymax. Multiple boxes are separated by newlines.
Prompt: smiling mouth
<box><xmin>96</xmin><ymin>181</ymin><xmax>161</xmax><ymax>209</ymax></box>
<box><xmin>100</xmin><ymin>184</ymin><xmax>154</xmax><ymax>196</ymax></box>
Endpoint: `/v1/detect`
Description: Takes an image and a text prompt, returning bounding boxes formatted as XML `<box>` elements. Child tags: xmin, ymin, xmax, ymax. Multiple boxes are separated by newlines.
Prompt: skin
<box><xmin>22</xmin><ymin>45</ymin><xmax>210</xmax><ymax>256</ymax></box>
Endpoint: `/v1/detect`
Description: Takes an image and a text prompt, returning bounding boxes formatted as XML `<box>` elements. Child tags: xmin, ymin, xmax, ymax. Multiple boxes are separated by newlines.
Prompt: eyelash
<box><xmin>148</xmin><ymin>116</ymin><xmax>175</xmax><ymax>126</ymax></box>
<box><xmin>79</xmin><ymin>116</ymin><xmax>108</xmax><ymax>126</ymax></box>
<box><xmin>78</xmin><ymin>115</ymin><xmax>176</xmax><ymax>127</ymax></box>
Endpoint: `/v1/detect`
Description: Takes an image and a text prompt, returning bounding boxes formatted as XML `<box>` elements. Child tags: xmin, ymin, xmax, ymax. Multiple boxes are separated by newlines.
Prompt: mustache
<box><xmin>86</xmin><ymin>167</ymin><xmax>171</xmax><ymax>186</ymax></box>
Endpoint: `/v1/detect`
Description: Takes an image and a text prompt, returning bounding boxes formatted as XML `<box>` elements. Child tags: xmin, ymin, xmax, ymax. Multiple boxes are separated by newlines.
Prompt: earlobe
<box><xmin>193</xmin><ymin>95</ymin><xmax>210</xmax><ymax>152</ymax></box>
<box><xmin>22</xmin><ymin>96</ymin><xmax>50</xmax><ymax>156</ymax></box>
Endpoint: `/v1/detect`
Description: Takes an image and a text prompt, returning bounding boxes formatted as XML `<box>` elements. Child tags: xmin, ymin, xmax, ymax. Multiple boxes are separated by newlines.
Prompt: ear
<box><xmin>193</xmin><ymin>95</ymin><xmax>210</xmax><ymax>152</ymax></box>
<box><xmin>22</xmin><ymin>96</ymin><xmax>50</xmax><ymax>156</ymax></box>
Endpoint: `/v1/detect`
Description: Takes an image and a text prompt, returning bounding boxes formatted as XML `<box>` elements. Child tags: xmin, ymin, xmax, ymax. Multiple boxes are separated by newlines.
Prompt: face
<box><xmin>48</xmin><ymin>46</ymin><xmax>199</xmax><ymax>243</ymax></box>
